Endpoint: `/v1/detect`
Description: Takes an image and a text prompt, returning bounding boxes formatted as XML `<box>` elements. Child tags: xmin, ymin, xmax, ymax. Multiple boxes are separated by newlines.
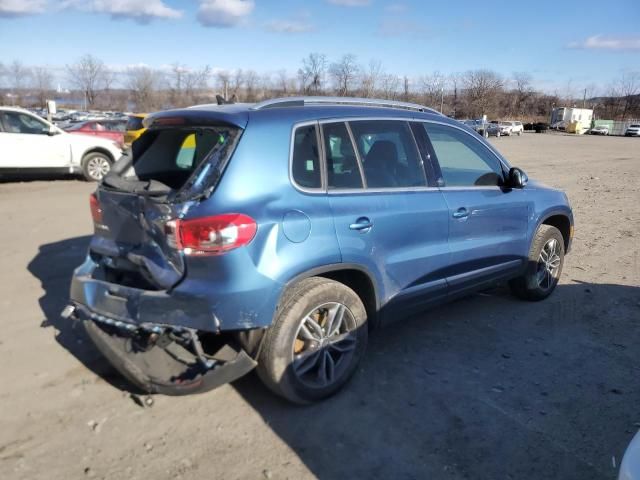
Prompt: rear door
<box><xmin>422</xmin><ymin>122</ymin><xmax>529</xmax><ymax>295</ymax></box>
<box><xmin>324</xmin><ymin>119</ymin><xmax>450</xmax><ymax>315</ymax></box>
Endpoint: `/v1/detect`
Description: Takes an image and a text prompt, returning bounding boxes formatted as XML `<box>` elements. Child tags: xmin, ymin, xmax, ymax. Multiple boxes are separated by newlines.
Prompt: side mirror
<box><xmin>508</xmin><ymin>167</ymin><xmax>528</xmax><ymax>188</ymax></box>
<box><xmin>46</xmin><ymin>125</ymin><xmax>60</xmax><ymax>136</ymax></box>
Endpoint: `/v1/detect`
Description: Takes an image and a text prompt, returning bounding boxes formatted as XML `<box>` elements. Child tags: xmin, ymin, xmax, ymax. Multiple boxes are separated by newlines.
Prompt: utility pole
<box><xmin>582</xmin><ymin>88</ymin><xmax>586</xmax><ymax>109</ymax></box>
<box><xmin>440</xmin><ymin>87</ymin><xmax>444</xmax><ymax>113</ymax></box>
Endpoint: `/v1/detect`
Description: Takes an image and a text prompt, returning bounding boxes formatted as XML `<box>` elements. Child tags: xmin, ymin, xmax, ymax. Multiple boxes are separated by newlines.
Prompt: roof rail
<box><xmin>251</xmin><ymin>96</ymin><xmax>442</xmax><ymax>115</ymax></box>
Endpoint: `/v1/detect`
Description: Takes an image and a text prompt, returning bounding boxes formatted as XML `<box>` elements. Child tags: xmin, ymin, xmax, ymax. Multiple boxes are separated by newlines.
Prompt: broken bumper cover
<box><xmin>64</xmin><ymin>304</ymin><xmax>257</xmax><ymax>395</ymax></box>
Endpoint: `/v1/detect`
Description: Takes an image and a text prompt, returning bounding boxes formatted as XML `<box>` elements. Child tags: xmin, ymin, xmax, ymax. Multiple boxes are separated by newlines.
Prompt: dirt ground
<box><xmin>1</xmin><ymin>133</ymin><xmax>639</xmax><ymax>480</ymax></box>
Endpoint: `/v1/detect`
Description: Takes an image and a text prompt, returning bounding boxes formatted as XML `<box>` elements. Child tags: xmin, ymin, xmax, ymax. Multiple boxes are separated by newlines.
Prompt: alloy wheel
<box><xmin>87</xmin><ymin>156</ymin><xmax>110</xmax><ymax>181</ymax></box>
<box><xmin>536</xmin><ymin>238</ymin><xmax>562</xmax><ymax>290</ymax></box>
<box><xmin>291</xmin><ymin>302</ymin><xmax>358</xmax><ymax>389</ymax></box>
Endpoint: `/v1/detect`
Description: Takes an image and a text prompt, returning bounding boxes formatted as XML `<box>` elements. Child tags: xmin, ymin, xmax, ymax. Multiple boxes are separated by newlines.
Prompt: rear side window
<box><xmin>349</xmin><ymin>120</ymin><xmax>426</xmax><ymax>188</ymax></box>
<box><xmin>291</xmin><ymin>125</ymin><xmax>321</xmax><ymax>189</ymax></box>
<box><xmin>424</xmin><ymin>123</ymin><xmax>504</xmax><ymax>187</ymax></box>
<box><xmin>322</xmin><ymin>122</ymin><xmax>363</xmax><ymax>189</ymax></box>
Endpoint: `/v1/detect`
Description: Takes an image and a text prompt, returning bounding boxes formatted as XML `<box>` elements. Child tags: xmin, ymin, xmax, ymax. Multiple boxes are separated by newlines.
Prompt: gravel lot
<box><xmin>1</xmin><ymin>133</ymin><xmax>639</xmax><ymax>480</ymax></box>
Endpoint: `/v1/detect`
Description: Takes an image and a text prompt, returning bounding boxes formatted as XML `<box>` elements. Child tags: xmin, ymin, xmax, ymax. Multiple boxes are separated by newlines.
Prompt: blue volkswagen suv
<box><xmin>64</xmin><ymin>97</ymin><xmax>573</xmax><ymax>403</ymax></box>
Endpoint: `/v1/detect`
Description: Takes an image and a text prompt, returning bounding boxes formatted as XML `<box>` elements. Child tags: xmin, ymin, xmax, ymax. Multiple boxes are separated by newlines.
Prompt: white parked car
<box><xmin>505</xmin><ymin>121</ymin><xmax>524</xmax><ymax>135</ymax></box>
<box><xmin>0</xmin><ymin>107</ymin><xmax>123</xmax><ymax>181</ymax></box>
<box><xmin>589</xmin><ymin>125</ymin><xmax>609</xmax><ymax>135</ymax></box>
<box><xmin>625</xmin><ymin>124</ymin><xmax>640</xmax><ymax>137</ymax></box>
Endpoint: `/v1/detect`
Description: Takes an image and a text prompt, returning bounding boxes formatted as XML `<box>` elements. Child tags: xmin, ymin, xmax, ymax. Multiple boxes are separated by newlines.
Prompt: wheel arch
<box><xmin>82</xmin><ymin>147</ymin><xmax>115</xmax><ymax>163</ymax></box>
<box><xmin>279</xmin><ymin>264</ymin><xmax>381</xmax><ymax>330</ymax></box>
<box><xmin>539</xmin><ymin>212</ymin><xmax>572</xmax><ymax>252</ymax></box>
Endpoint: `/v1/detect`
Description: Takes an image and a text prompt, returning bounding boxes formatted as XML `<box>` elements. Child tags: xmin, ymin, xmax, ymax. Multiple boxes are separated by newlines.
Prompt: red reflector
<box><xmin>151</xmin><ymin>116</ymin><xmax>187</xmax><ymax>126</ymax></box>
<box><xmin>89</xmin><ymin>193</ymin><xmax>102</xmax><ymax>224</ymax></box>
<box><xmin>170</xmin><ymin>214</ymin><xmax>257</xmax><ymax>256</ymax></box>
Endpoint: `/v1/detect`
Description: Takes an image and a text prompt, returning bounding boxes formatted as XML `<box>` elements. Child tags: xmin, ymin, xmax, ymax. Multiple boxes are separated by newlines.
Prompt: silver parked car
<box><xmin>589</xmin><ymin>125</ymin><xmax>610</xmax><ymax>135</ymax></box>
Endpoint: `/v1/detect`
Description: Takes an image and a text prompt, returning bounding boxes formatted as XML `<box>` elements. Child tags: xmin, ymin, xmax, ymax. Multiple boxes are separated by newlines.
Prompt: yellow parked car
<box><xmin>124</xmin><ymin>113</ymin><xmax>148</xmax><ymax>146</ymax></box>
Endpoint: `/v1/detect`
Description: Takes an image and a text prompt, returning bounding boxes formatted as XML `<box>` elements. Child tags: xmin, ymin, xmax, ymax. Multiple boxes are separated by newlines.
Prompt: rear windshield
<box><xmin>111</xmin><ymin>126</ymin><xmax>241</xmax><ymax>195</ymax></box>
<box><xmin>126</xmin><ymin>116</ymin><xmax>145</xmax><ymax>130</ymax></box>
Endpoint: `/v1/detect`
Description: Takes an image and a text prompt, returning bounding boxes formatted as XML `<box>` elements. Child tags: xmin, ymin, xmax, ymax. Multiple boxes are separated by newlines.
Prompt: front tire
<box><xmin>510</xmin><ymin>225</ymin><xmax>565</xmax><ymax>301</ymax></box>
<box><xmin>257</xmin><ymin>277</ymin><xmax>368</xmax><ymax>404</ymax></box>
<box><xmin>82</xmin><ymin>152</ymin><xmax>112</xmax><ymax>182</ymax></box>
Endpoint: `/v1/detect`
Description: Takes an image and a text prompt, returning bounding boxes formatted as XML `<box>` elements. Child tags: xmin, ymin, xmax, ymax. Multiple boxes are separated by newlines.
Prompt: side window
<box><xmin>291</xmin><ymin>125</ymin><xmax>321</xmax><ymax>189</ymax></box>
<box><xmin>322</xmin><ymin>122</ymin><xmax>363</xmax><ymax>189</ymax></box>
<box><xmin>349</xmin><ymin>120</ymin><xmax>426</xmax><ymax>188</ymax></box>
<box><xmin>2</xmin><ymin>112</ymin><xmax>48</xmax><ymax>134</ymax></box>
<box><xmin>424</xmin><ymin>123</ymin><xmax>504</xmax><ymax>187</ymax></box>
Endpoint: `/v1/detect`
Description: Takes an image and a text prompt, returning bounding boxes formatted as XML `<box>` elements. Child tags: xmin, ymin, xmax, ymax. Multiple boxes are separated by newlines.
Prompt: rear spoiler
<box><xmin>144</xmin><ymin>107</ymin><xmax>249</xmax><ymax>130</ymax></box>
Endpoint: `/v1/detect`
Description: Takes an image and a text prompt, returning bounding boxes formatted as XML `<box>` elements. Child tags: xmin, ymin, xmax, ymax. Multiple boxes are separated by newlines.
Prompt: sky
<box><xmin>0</xmin><ymin>0</ymin><xmax>639</xmax><ymax>94</ymax></box>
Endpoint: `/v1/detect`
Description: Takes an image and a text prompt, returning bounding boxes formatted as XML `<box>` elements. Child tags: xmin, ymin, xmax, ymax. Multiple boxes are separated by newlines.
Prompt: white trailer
<box><xmin>550</xmin><ymin>107</ymin><xmax>593</xmax><ymax>126</ymax></box>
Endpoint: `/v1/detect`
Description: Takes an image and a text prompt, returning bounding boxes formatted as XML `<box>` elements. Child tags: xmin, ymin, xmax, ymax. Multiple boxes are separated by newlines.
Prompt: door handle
<box><xmin>349</xmin><ymin>217</ymin><xmax>373</xmax><ymax>232</ymax></box>
<box><xmin>452</xmin><ymin>208</ymin><xmax>469</xmax><ymax>219</ymax></box>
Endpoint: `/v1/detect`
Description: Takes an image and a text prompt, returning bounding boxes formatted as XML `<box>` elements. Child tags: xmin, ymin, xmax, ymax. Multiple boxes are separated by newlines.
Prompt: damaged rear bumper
<box><xmin>63</xmin><ymin>304</ymin><xmax>257</xmax><ymax>395</ymax></box>
<box><xmin>70</xmin><ymin>256</ymin><xmax>281</xmax><ymax>333</ymax></box>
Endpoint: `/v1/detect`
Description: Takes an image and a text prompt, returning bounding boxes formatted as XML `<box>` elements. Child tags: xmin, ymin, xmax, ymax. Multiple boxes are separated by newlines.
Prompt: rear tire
<box><xmin>82</xmin><ymin>152</ymin><xmax>112</xmax><ymax>182</ymax></box>
<box><xmin>257</xmin><ymin>277</ymin><xmax>368</xmax><ymax>404</ymax></box>
<box><xmin>509</xmin><ymin>225</ymin><xmax>565</xmax><ymax>301</ymax></box>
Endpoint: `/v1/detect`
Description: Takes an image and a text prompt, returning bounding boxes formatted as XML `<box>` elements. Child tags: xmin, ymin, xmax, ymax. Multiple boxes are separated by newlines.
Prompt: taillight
<box><xmin>89</xmin><ymin>193</ymin><xmax>102</xmax><ymax>224</ymax></box>
<box><xmin>166</xmin><ymin>214</ymin><xmax>257</xmax><ymax>256</ymax></box>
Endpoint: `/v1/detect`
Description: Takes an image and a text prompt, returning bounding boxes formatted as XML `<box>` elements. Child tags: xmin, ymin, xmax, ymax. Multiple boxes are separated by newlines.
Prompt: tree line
<box><xmin>1</xmin><ymin>53</ymin><xmax>638</xmax><ymax>121</ymax></box>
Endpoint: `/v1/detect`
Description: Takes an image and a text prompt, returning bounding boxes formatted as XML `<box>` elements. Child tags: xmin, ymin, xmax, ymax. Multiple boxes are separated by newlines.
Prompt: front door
<box><xmin>422</xmin><ymin>122</ymin><xmax>530</xmax><ymax>295</ymax></box>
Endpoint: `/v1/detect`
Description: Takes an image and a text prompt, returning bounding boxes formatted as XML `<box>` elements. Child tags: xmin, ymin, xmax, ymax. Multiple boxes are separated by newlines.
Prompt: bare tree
<box><xmin>230</xmin><ymin>69</ymin><xmax>245</xmax><ymax>99</ymax></box>
<box><xmin>244</xmin><ymin>70</ymin><xmax>259</xmax><ymax>102</ymax></box>
<box><xmin>298</xmin><ymin>53</ymin><xmax>327</xmax><ymax>94</ymax></box>
<box><xmin>462</xmin><ymin>69</ymin><xmax>503</xmax><ymax>117</ymax></box>
<box><xmin>562</xmin><ymin>79</ymin><xmax>575</xmax><ymax>106</ymax></box>
<box><xmin>402</xmin><ymin>76</ymin><xmax>410</xmax><ymax>102</ymax></box>
<box><xmin>359</xmin><ymin>60</ymin><xmax>382</xmax><ymax>98</ymax></box>
<box><xmin>216</xmin><ymin>70</ymin><xmax>232</xmax><ymax>100</ymax></box>
<box><xmin>32</xmin><ymin>66</ymin><xmax>53</xmax><ymax>107</ymax></box>
<box><xmin>127</xmin><ymin>67</ymin><xmax>157</xmax><ymax>112</ymax></box>
<box><xmin>8</xmin><ymin>60</ymin><xmax>31</xmax><ymax>104</ymax></box>
<box><xmin>168</xmin><ymin>62</ymin><xmax>187</xmax><ymax>106</ymax></box>
<box><xmin>617</xmin><ymin>72</ymin><xmax>640</xmax><ymax>119</ymax></box>
<box><xmin>66</xmin><ymin>54</ymin><xmax>110</xmax><ymax>109</ymax></box>
<box><xmin>513</xmin><ymin>72</ymin><xmax>533</xmax><ymax>117</ymax></box>
<box><xmin>449</xmin><ymin>73</ymin><xmax>462</xmax><ymax>117</ymax></box>
<box><xmin>418</xmin><ymin>71</ymin><xmax>446</xmax><ymax>108</ymax></box>
<box><xmin>329</xmin><ymin>54</ymin><xmax>360</xmax><ymax>96</ymax></box>
<box><xmin>183</xmin><ymin>65</ymin><xmax>211</xmax><ymax>105</ymax></box>
<box><xmin>380</xmin><ymin>73</ymin><xmax>400</xmax><ymax>100</ymax></box>
<box><xmin>275</xmin><ymin>69</ymin><xmax>289</xmax><ymax>95</ymax></box>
